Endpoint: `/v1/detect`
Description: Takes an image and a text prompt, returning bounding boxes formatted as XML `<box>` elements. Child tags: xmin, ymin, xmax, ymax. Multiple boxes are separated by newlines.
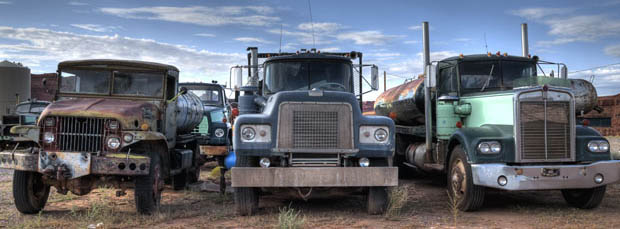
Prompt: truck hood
<box><xmin>39</xmin><ymin>98</ymin><xmax>160</xmax><ymax>130</ymax></box>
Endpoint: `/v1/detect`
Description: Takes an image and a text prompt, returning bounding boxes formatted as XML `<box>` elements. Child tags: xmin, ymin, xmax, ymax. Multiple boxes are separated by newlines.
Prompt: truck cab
<box><xmin>231</xmin><ymin>48</ymin><xmax>398</xmax><ymax>215</ymax></box>
<box><xmin>0</xmin><ymin>59</ymin><xmax>204</xmax><ymax>214</ymax></box>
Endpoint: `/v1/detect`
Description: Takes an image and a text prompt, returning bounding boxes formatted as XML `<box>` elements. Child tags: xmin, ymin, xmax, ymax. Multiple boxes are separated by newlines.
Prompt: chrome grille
<box><xmin>57</xmin><ymin>117</ymin><xmax>107</xmax><ymax>152</ymax></box>
<box><xmin>293</xmin><ymin>110</ymin><xmax>338</xmax><ymax>148</ymax></box>
<box><xmin>519</xmin><ymin>101</ymin><xmax>571</xmax><ymax>160</ymax></box>
<box><xmin>289</xmin><ymin>153</ymin><xmax>340</xmax><ymax>167</ymax></box>
<box><xmin>277</xmin><ymin>102</ymin><xmax>353</xmax><ymax>150</ymax></box>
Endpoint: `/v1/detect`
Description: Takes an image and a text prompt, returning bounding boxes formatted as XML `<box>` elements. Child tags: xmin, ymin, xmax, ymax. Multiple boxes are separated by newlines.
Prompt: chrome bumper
<box><xmin>471</xmin><ymin>160</ymin><xmax>620</xmax><ymax>190</ymax></box>
<box><xmin>0</xmin><ymin>151</ymin><xmax>150</xmax><ymax>178</ymax></box>
<box><xmin>231</xmin><ymin>167</ymin><xmax>398</xmax><ymax>187</ymax></box>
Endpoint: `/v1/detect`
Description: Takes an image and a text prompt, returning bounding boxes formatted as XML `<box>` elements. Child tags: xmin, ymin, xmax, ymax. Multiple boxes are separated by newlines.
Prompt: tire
<box><xmin>561</xmin><ymin>185</ymin><xmax>607</xmax><ymax>209</ymax></box>
<box><xmin>447</xmin><ymin>145</ymin><xmax>485</xmax><ymax>211</ymax></box>
<box><xmin>234</xmin><ymin>155</ymin><xmax>259</xmax><ymax>216</ymax></box>
<box><xmin>135</xmin><ymin>152</ymin><xmax>163</xmax><ymax>214</ymax></box>
<box><xmin>13</xmin><ymin>171</ymin><xmax>50</xmax><ymax>214</ymax></box>
<box><xmin>188</xmin><ymin>144</ymin><xmax>201</xmax><ymax>184</ymax></box>
<box><xmin>367</xmin><ymin>187</ymin><xmax>388</xmax><ymax>215</ymax></box>
<box><xmin>172</xmin><ymin>170</ymin><xmax>188</xmax><ymax>190</ymax></box>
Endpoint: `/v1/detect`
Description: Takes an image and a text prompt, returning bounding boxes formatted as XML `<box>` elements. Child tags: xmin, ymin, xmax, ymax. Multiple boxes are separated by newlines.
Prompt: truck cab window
<box><xmin>166</xmin><ymin>76</ymin><xmax>176</xmax><ymax>100</ymax></box>
<box><xmin>112</xmin><ymin>71</ymin><xmax>164</xmax><ymax>97</ymax></box>
<box><xmin>460</xmin><ymin>61</ymin><xmax>500</xmax><ymax>94</ymax></box>
<box><xmin>263</xmin><ymin>61</ymin><xmax>352</xmax><ymax>95</ymax></box>
<box><xmin>438</xmin><ymin>66</ymin><xmax>458</xmax><ymax>96</ymax></box>
<box><xmin>60</xmin><ymin>70</ymin><xmax>110</xmax><ymax>94</ymax></box>
<box><xmin>502</xmin><ymin>61</ymin><xmax>537</xmax><ymax>88</ymax></box>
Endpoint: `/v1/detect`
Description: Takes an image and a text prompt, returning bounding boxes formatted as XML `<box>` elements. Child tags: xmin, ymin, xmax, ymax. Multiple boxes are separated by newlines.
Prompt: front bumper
<box><xmin>471</xmin><ymin>160</ymin><xmax>620</xmax><ymax>190</ymax></box>
<box><xmin>231</xmin><ymin>167</ymin><xmax>398</xmax><ymax>187</ymax></box>
<box><xmin>200</xmin><ymin>145</ymin><xmax>228</xmax><ymax>156</ymax></box>
<box><xmin>0</xmin><ymin>151</ymin><xmax>150</xmax><ymax>178</ymax></box>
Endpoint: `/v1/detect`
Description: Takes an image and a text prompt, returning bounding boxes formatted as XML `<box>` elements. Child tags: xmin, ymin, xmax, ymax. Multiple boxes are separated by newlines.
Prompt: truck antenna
<box><xmin>484</xmin><ymin>32</ymin><xmax>488</xmax><ymax>53</ymax></box>
<box><xmin>279</xmin><ymin>24</ymin><xmax>283</xmax><ymax>53</ymax></box>
<box><xmin>307</xmin><ymin>0</ymin><xmax>316</xmax><ymax>49</ymax></box>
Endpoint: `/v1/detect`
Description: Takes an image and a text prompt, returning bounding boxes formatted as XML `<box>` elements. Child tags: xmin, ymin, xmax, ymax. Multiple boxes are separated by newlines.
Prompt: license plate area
<box><xmin>541</xmin><ymin>168</ymin><xmax>560</xmax><ymax>177</ymax></box>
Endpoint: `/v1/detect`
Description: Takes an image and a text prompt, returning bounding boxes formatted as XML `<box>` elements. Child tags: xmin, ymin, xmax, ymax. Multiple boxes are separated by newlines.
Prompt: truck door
<box><xmin>436</xmin><ymin>65</ymin><xmax>460</xmax><ymax>163</ymax></box>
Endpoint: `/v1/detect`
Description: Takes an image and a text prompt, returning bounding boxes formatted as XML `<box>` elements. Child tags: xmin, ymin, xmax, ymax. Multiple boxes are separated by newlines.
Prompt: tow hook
<box><xmin>56</xmin><ymin>164</ymin><xmax>72</xmax><ymax>180</ymax></box>
<box><xmin>296</xmin><ymin>187</ymin><xmax>313</xmax><ymax>201</ymax></box>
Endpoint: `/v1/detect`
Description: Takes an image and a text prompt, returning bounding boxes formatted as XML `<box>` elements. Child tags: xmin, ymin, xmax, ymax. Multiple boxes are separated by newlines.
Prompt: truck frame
<box><xmin>230</xmin><ymin>47</ymin><xmax>398</xmax><ymax>215</ymax></box>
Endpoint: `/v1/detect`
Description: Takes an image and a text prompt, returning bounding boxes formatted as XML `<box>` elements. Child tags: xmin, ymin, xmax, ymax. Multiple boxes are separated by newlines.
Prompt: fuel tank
<box><xmin>373</xmin><ymin>78</ymin><xmax>426</xmax><ymax>126</ymax></box>
<box><xmin>569</xmin><ymin>79</ymin><xmax>598</xmax><ymax>115</ymax></box>
<box><xmin>176</xmin><ymin>92</ymin><xmax>205</xmax><ymax>134</ymax></box>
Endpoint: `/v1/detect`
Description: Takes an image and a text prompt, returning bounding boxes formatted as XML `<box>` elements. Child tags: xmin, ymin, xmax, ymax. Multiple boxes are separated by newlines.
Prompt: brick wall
<box><xmin>31</xmin><ymin>73</ymin><xmax>57</xmax><ymax>102</ymax></box>
<box><xmin>582</xmin><ymin>94</ymin><xmax>620</xmax><ymax>136</ymax></box>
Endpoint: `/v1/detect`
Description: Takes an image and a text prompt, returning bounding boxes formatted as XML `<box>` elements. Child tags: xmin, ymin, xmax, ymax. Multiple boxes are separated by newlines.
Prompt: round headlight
<box><xmin>588</xmin><ymin>141</ymin><xmax>600</xmax><ymax>152</ymax></box>
<box><xmin>107</xmin><ymin>137</ymin><xmax>121</xmax><ymax>150</ymax></box>
<box><xmin>123</xmin><ymin>133</ymin><xmax>134</xmax><ymax>143</ymax></box>
<box><xmin>374</xmin><ymin>128</ymin><xmax>388</xmax><ymax>142</ymax></box>
<box><xmin>43</xmin><ymin>132</ymin><xmax>55</xmax><ymax>143</ymax></box>
<box><xmin>214</xmin><ymin>128</ymin><xmax>225</xmax><ymax>138</ymax></box>
<box><xmin>108</xmin><ymin>120</ymin><xmax>119</xmax><ymax>130</ymax></box>
<box><xmin>498</xmin><ymin>176</ymin><xmax>508</xmax><ymax>186</ymax></box>
<box><xmin>259</xmin><ymin>157</ymin><xmax>271</xmax><ymax>168</ymax></box>
<box><xmin>490</xmin><ymin>142</ymin><xmax>501</xmax><ymax>153</ymax></box>
<box><xmin>599</xmin><ymin>141</ymin><xmax>610</xmax><ymax>152</ymax></box>
<box><xmin>478</xmin><ymin>143</ymin><xmax>491</xmax><ymax>154</ymax></box>
<box><xmin>241</xmin><ymin>127</ymin><xmax>256</xmax><ymax>141</ymax></box>
<box><xmin>359</xmin><ymin>157</ymin><xmax>370</xmax><ymax>167</ymax></box>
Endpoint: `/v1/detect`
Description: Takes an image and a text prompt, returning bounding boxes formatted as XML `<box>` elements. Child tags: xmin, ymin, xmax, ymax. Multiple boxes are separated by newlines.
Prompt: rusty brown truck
<box><xmin>0</xmin><ymin>59</ymin><xmax>205</xmax><ymax>214</ymax></box>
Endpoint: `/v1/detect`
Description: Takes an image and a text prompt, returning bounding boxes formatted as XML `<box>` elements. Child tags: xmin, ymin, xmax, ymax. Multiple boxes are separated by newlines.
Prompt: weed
<box><xmin>446</xmin><ymin>190</ymin><xmax>459</xmax><ymax>228</ymax></box>
<box><xmin>385</xmin><ymin>186</ymin><xmax>408</xmax><ymax>219</ymax></box>
<box><xmin>278</xmin><ymin>204</ymin><xmax>306</xmax><ymax>229</ymax></box>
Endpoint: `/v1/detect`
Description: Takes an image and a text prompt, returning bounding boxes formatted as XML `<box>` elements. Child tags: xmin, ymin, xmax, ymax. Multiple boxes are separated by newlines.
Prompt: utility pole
<box><xmin>384</xmin><ymin>71</ymin><xmax>387</xmax><ymax>91</ymax></box>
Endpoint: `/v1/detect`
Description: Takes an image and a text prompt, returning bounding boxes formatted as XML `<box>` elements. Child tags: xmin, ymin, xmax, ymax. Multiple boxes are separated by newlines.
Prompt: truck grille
<box><xmin>57</xmin><ymin>116</ymin><xmax>108</xmax><ymax>152</ymax></box>
<box><xmin>519</xmin><ymin>101</ymin><xmax>571</xmax><ymax>160</ymax></box>
<box><xmin>277</xmin><ymin>102</ymin><xmax>353</xmax><ymax>150</ymax></box>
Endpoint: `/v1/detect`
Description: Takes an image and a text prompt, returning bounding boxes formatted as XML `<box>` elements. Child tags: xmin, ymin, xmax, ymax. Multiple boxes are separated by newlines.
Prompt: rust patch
<box><xmin>91</xmin><ymin>155</ymin><xmax>150</xmax><ymax>175</ymax></box>
<box><xmin>200</xmin><ymin>145</ymin><xmax>228</xmax><ymax>156</ymax></box>
<box><xmin>0</xmin><ymin>151</ymin><xmax>38</xmax><ymax>171</ymax></box>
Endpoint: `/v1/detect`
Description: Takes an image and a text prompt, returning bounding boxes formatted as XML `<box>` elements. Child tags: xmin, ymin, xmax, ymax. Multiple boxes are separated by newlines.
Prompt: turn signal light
<box><xmin>456</xmin><ymin>121</ymin><xmax>463</xmax><ymax>128</ymax></box>
<box><xmin>582</xmin><ymin>119</ymin><xmax>590</xmax><ymax>126</ymax></box>
<box><xmin>232</xmin><ymin>108</ymin><xmax>240</xmax><ymax>117</ymax></box>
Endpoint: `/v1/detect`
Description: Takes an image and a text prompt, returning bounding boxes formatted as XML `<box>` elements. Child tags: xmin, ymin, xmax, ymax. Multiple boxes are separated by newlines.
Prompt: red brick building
<box><xmin>582</xmin><ymin>93</ymin><xmax>620</xmax><ymax>136</ymax></box>
<box><xmin>30</xmin><ymin>73</ymin><xmax>57</xmax><ymax>101</ymax></box>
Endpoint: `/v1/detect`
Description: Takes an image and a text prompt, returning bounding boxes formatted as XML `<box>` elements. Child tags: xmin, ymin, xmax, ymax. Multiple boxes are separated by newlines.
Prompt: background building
<box><xmin>581</xmin><ymin>93</ymin><xmax>620</xmax><ymax>136</ymax></box>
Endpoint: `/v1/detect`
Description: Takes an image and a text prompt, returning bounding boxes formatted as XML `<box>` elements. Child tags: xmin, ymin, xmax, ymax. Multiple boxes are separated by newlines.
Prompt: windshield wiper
<box><xmin>480</xmin><ymin>64</ymin><xmax>495</xmax><ymax>92</ymax></box>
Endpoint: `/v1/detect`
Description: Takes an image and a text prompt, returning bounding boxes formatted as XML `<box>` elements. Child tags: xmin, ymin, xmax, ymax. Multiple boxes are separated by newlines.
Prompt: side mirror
<box><xmin>233</xmin><ymin>67</ymin><xmax>243</xmax><ymax>90</ymax></box>
<box><xmin>180</xmin><ymin>87</ymin><xmax>188</xmax><ymax>95</ymax></box>
<box><xmin>560</xmin><ymin>65</ymin><xmax>568</xmax><ymax>79</ymax></box>
<box><xmin>370</xmin><ymin>65</ymin><xmax>379</xmax><ymax>90</ymax></box>
<box><xmin>425</xmin><ymin>64</ymin><xmax>437</xmax><ymax>88</ymax></box>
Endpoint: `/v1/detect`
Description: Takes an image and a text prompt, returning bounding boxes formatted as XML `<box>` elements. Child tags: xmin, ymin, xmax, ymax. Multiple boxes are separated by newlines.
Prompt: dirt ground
<box><xmin>1</xmin><ymin>137</ymin><xmax>620</xmax><ymax>228</ymax></box>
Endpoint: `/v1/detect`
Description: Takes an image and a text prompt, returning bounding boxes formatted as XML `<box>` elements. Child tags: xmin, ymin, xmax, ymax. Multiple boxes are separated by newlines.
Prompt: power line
<box><xmin>569</xmin><ymin>62</ymin><xmax>620</xmax><ymax>74</ymax></box>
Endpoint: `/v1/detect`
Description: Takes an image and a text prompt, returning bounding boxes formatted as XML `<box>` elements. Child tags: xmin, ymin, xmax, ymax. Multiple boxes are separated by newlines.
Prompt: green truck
<box><xmin>374</xmin><ymin>22</ymin><xmax>620</xmax><ymax>211</ymax></box>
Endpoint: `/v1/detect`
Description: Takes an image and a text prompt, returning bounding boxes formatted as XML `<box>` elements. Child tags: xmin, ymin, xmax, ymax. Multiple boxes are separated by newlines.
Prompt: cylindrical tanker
<box><xmin>373</xmin><ymin>78</ymin><xmax>426</xmax><ymax>126</ymax></box>
<box><xmin>374</xmin><ymin>77</ymin><xmax>600</xmax><ymax>126</ymax></box>
<box><xmin>176</xmin><ymin>91</ymin><xmax>205</xmax><ymax>134</ymax></box>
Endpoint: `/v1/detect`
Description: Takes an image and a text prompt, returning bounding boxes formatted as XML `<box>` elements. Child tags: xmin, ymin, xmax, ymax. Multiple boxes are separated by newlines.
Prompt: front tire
<box><xmin>234</xmin><ymin>155</ymin><xmax>259</xmax><ymax>216</ymax></box>
<box><xmin>13</xmin><ymin>171</ymin><xmax>50</xmax><ymax>214</ymax></box>
<box><xmin>562</xmin><ymin>185</ymin><xmax>607</xmax><ymax>209</ymax></box>
<box><xmin>447</xmin><ymin>145</ymin><xmax>485</xmax><ymax>211</ymax></box>
<box><xmin>367</xmin><ymin>187</ymin><xmax>388</xmax><ymax>214</ymax></box>
<box><xmin>135</xmin><ymin>152</ymin><xmax>163</xmax><ymax>214</ymax></box>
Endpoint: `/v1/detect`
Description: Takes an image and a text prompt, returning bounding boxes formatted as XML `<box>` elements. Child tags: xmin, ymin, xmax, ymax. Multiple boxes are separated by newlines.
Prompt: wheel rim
<box><xmin>450</xmin><ymin>158</ymin><xmax>467</xmax><ymax>199</ymax></box>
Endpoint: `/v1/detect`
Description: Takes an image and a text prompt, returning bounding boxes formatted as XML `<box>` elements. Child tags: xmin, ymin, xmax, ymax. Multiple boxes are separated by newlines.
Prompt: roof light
<box><xmin>496</xmin><ymin>51</ymin><xmax>501</xmax><ymax>56</ymax></box>
<box><xmin>459</xmin><ymin>54</ymin><xmax>464</xmax><ymax>58</ymax></box>
<box><xmin>503</xmin><ymin>52</ymin><xmax>508</xmax><ymax>57</ymax></box>
<box><xmin>487</xmin><ymin>52</ymin><xmax>492</xmax><ymax>57</ymax></box>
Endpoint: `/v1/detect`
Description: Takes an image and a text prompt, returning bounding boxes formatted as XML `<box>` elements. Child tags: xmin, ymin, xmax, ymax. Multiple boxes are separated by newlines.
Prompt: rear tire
<box><xmin>13</xmin><ymin>171</ymin><xmax>50</xmax><ymax>214</ymax></box>
<box><xmin>562</xmin><ymin>185</ymin><xmax>607</xmax><ymax>209</ymax></box>
<box><xmin>447</xmin><ymin>145</ymin><xmax>485</xmax><ymax>211</ymax></box>
<box><xmin>135</xmin><ymin>152</ymin><xmax>163</xmax><ymax>214</ymax></box>
<box><xmin>367</xmin><ymin>187</ymin><xmax>388</xmax><ymax>215</ymax></box>
<box><xmin>234</xmin><ymin>155</ymin><xmax>259</xmax><ymax>216</ymax></box>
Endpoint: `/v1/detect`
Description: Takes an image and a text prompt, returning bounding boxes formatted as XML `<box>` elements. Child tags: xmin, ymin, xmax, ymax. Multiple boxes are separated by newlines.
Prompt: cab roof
<box><xmin>264</xmin><ymin>53</ymin><xmax>353</xmax><ymax>63</ymax></box>
<box><xmin>441</xmin><ymin>54</ymin><xmax>535</xmax><ymax>63</ymax></box>
<box><xmin>58</xmin><ymin>59</ymin><xmax>179</xmax><ymax>72</ymax></box>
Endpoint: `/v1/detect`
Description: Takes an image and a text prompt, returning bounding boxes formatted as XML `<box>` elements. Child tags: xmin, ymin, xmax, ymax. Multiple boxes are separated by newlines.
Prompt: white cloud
<box><xmin>570</xmin><ymin>65</ymin><xmax>620</xmax><ymax>96</ymax></box>
<box><xmin>0</xmin><ymin>26</ymin><xmax>244</xmax><ymax>82</ymax></box>
<box><xmin>605</xmin><ymin>44</ymin><xmax>620</xmax><ymax>57</ymax></box>
<box><xmin>408</xmin><ymin>25</ymin><xmax>422</xmax><ymax>30</ymax></box>
<box><xmin>68</xmin><ymin>1</ymin><xmax>88</xmax><ymax>6</ymax></box>
<box><xmin>510</xmin><ymin>7</ymin><xmax>574</xmax><ymax>20</ymax></box>
<box><xmin>71</xmin><ymin>24</ymin><xmax>120</xmax><ymax>32</ymax></box>
<box><xmin>194</xmin><ymin>33</ymin><xmax>216</xmax><ymax>38</ymax></box>
<box><xmin>0</xmin><ymin>1</ymin><xmax>12</xmax><ymax>4</ymax></box>
<box><xmin>298</xmin><ymin>22</ymin><xmax>342</xmax><ymax>33</ymax></box>
<box><xmin>319</xmin><ymin>47</ymin><xmax>340</xmax><ymax>52</ymax></box>
<box><xmin>403</xmin><ymin>40</ymin><xmax>419</xmax><ymax>44</ymax></box>
<box><xmin>387</xmin><ymin>51</ymin><xmax>458</xmax><ymax>75</ymax></box>
<box><xmin>268</xmin><ymin>28</ymin><xmax>331</xmax><ymax>45</ymax></box>
<box><xmin>100</xmin><ymin>6</ymin><xmax>280</xmax><ymax>27</ymax></box>
<box><xmin>453</xmin><ymin>38</ymin><xmax>471</xmax><ymax>42</ymax></box>
<box><xmin>336</xmin><ymin>30</ymin><xmax>404</xmax><ymax>45</ymax></box>
<box><xmin>234</xmin><ymin>37</ymin><xmax>272</xmax><ymax>44</ymax></box>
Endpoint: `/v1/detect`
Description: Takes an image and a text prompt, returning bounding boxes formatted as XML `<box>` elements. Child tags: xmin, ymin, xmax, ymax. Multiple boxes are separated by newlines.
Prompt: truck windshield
<box><xmin>189</xmin><ymin>89</ymin><xmax>222</xmax><ymax>106</ymax></box>
<box><xmin>263</xmin><ymin>61</ymin><xmax>352</xmax><ymax>94</ymax></box>
<box><xmin>60</xmin><ymin>69</ymin><xmax>110</xmax><ymax>94</ymax></box>
<box><xmin>460</xmin><ymin>60</ymin><xmax>536</xmax><ymax>94</ymax></box>
<box><xmin>112</xmin><ymin>71</ymin><xmax>164</xmax><ymax>97</ymax></box>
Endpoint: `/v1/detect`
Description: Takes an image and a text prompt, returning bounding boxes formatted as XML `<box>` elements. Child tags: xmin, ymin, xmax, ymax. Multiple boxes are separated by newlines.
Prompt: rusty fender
<box><xmin>200</xmin><ymin>145</ymin><xmax>228</xmax><ymax>156</ymax></box>
<box><xmin>0</xmin><ymin>151</ymin><xmax>150</xmax><ymax>177</ymax></box>
<box><xmin>231</xmin><ymin>167</ymin><xmax>398</xmax><ymax>187</ymax></box>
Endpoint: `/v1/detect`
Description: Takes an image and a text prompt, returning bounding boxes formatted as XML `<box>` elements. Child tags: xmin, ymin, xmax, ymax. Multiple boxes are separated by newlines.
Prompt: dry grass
<box><xmin>385</xmin><ymin>186</ymin><xmax>408</xmax><ymax>219</ymax></box>
<box><xmin>277</xmin><ymin>204</ymin><xmax>306</xmax><ymax>229</ymax></box>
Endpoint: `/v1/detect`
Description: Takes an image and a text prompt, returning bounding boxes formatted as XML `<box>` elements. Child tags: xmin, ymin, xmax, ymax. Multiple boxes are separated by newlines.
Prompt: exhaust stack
<box><xmin>521</xmin><ymin>23</ymin><xmax>529</xmax><ymax>57</ymax></box>
<box><xmin>422</xmin><ymin>21</ymin><xmax>432</xmax><ymax>154</ymax></box>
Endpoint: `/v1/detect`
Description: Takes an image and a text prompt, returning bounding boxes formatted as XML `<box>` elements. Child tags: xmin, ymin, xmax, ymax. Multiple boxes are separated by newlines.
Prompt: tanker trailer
<box><xmin>376</xmin><ymin>22</ymin><xmax>620</xmax><ymax>212</ymax></box>
<box><xmin>0</xmin><ymin>59</ymin><xmax>205</xmax><ymax>214</ymax></box>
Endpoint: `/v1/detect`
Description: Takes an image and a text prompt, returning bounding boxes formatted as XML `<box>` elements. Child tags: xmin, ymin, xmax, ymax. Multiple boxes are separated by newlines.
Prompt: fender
<box><xmin>448</xmin><ymin>124</ymin><xmax>515</xmax><ymax>165</ymax></box>
<box><xmin>576</xmin><ymin>125</ymin><xmax>611</xmax><ymax>161</ymax></box>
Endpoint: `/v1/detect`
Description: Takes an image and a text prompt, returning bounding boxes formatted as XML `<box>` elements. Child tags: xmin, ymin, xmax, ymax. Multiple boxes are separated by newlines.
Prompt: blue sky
<box><xmin>1</xmin><ymin>0</ymin><xmax>619</xmax><ymax>100</ymax></box>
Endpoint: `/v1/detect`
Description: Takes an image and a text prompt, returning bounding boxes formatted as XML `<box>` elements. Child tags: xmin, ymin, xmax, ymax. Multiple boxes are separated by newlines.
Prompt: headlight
<box><xmin>478</xmin><ymin>141</ymin><xmax>501</xmax><ymax>154</ymax></box>
<box><xmin>241</xmin><ymin>127</ymin><xmax>256</xmax><ymax>141</ymax></box>
<box><xmin>43</xmin><ymin>132</ymin><xmax>55</xmax><ymax>143</ymax></box>
<box><xmin>108</xmin><ymin>120</ymin><xmax>119</xmax><ymax>130</ymax></box>
<box><xmin>360</xmin><ymin>126</ymin><xmax>390</xmax><ymax>144</ymax></box>
<box><xmin>214</xmin><ymin>128</ymin><xmax>225</xmax><ymax>138</ymax></box>
<box><xmin>44</xmin><ymin>117</ymin><xmax>55</xmax><ymax>127</ymax></box>
<box><xmin>239</xmin><ymin>125</ymin><xmax>271</xmax><ymax>142</ymax></box>
<box><xmin>374</xmin><ymin>128</ymin><xmax>388</xmax><ymax>142</ymax></box>
<box><xmin>107</xmin><ymin>137</ymin><xmax>121</xmax><ymax>150</ymax></box>
<box><xmin>123</xmin><ymin>133</ymin><xmax>134</xmax><ymax>143</ymax></box>
<box><xmin>588</xmin><ymin>140</ymin><xmax>609</xmax><ymax>153</ymax></box>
